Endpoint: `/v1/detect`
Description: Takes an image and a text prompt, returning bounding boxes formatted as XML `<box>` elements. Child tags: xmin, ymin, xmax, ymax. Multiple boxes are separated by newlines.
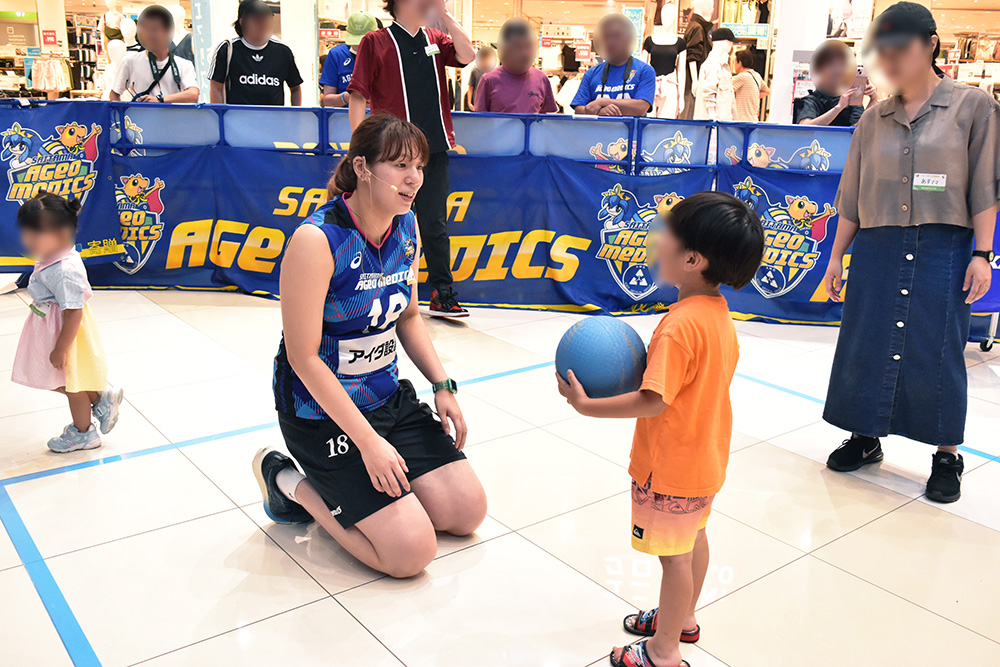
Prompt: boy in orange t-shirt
<box><xmin>558</xmin><ymin>192</ymin><xmax>763</xmax><ymax>667</ymax></box>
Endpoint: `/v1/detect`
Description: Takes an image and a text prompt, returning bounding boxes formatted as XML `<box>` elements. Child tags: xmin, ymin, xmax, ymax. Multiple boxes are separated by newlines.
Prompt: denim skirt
<box><xmin>823</xmin><ymin>224</ymin><xmax>973</xmax><ymax>446</ymax></box>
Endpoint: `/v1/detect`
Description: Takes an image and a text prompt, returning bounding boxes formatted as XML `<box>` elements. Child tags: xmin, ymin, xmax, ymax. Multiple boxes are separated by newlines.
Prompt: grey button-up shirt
<box><xmin>835</xmin><ymin>75</ymin><xmax>1000</xmax><ymax>229</ymax></box>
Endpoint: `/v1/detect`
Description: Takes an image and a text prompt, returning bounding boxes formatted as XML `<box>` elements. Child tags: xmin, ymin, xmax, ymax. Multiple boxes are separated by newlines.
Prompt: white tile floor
<box><xmin>1</xmin><ymin>288</ymin><xmax>999</xmax><ymax>667</ymax></box>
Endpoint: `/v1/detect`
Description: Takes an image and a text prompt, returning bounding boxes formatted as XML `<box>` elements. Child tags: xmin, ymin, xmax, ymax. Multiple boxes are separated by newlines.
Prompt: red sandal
<box><xmin>623</xmin><ymin>608</ymin><xmax>700</xmax><ymax>642</ymax></box>
<box><xmin>609</xmin><ymin>640</ymin><xmax>691</xmax><ymax>667</ymax></box>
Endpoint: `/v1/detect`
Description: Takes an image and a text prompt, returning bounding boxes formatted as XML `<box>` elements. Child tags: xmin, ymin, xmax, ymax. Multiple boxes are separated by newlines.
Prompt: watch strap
<box><xmin>973</xmin><ymin>249</ymin><xmax>995</xmax><ymax>261</ymax></box>
<box><xmin>432</xmin><ymin>378</ymin><xmax>458</xmax><ymax>394</ymax></box>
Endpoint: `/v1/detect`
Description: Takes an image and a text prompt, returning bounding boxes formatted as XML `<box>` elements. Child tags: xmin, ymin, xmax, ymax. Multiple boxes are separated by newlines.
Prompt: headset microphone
<box><xmin>362</xmin><ymin>158</ymin><xmax>399</xmax><ymax>191</ymax></box>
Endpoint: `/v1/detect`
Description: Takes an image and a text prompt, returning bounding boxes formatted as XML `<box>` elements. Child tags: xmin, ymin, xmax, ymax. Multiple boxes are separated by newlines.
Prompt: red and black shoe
<box><xmin>610</xmin><ymin>640</ymin><xmax>690</xmax><ymax>667</ymax></box>
<box><xmin>426</xmin><ymin>286</ymin><xmax>469</xmax><ymax>318</ymax></box>
<box><xmin>623</xmin><ymin>608</ymin><xmax>700</xmax><ymax>643</ymax></box>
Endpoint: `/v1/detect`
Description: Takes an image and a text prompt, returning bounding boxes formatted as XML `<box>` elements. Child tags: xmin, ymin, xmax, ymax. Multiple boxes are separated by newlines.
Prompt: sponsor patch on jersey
<box><xmin>337</xmin><ymin>328</ymin><xmax>397</xmax><ymax>376</ymax></box>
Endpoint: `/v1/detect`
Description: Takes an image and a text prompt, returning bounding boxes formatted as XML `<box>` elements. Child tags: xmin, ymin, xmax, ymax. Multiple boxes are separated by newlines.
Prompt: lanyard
<box><xmin>598</xmin><ymin>56</ymin><xmax>633</xmax><ymax>98</ymax></box>
<box><xmin>141</xmin><ymin>51</ymin><xmax>181</xmax><ymax>97</ymax></box>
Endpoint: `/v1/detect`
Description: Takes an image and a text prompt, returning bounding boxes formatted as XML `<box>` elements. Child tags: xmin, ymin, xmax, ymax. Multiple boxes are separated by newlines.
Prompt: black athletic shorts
<box><xmin>277</xmin><ymin>380</ymin><xmax>466</xmax><ymax>528</ymax></box>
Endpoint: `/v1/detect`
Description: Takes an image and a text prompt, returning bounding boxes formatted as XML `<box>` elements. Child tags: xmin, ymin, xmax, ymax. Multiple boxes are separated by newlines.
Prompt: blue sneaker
<box><xmin>252</xmin><ymin>448</ymin><xmax>312</xmax><ymax>525</ymax></box>
<box><xmin>48</xmin><ymin>423</ymin><xmax>102</xmax><ymax>453</ymax></box>
<box><xmin>92</xmin><ymin>384</ymin><xmax>124</xmax><ymax>434</ymax></box>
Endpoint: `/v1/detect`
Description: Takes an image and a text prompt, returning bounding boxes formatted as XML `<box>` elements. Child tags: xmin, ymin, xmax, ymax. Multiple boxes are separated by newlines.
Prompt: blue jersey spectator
<box><xmin>572</xmin><ymin>13</ymin><xmax>655</xmax><ymax>116</ymax></box>
<box><xmin>320</xmin><ymin>11</ymin><xmax>378</xmax><ymax>107</ymax></box>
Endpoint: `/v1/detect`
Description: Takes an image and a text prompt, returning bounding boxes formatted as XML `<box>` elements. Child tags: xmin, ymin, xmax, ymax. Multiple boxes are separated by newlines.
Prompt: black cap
<box><xmin>238</xmin><ymin>0</ymin><xmax>273</xmax><ymax>20</ymax></box>
<box><xmin>711</xmin><ymin>28</ymin><xmax>736</xmax><ymax>43</ymax></box>
<box><xmin>863</xmin><ymin>2</ymin><xmax>936</xmax><ymax>53</ymax></box>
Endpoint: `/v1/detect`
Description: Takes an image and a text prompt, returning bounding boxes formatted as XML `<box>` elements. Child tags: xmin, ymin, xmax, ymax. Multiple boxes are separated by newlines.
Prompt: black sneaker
<box><xmin>925</xmin><ymin>452</ymin><xmax>964</xmax><ymax>503</ymax></box>
<box><xmin>427</xmin><ymin>286</ymin><xmax>469</xmax><ymax>318</ymax></box>
<box><xmin>826</xmin><ymin>434</ymin><xmax>883</xmax><ymax>472</ymax></box>
<box><xmin>252</xmin><ymin>448</ymin><xmax>313</xmax><ymax>525</ymax></box>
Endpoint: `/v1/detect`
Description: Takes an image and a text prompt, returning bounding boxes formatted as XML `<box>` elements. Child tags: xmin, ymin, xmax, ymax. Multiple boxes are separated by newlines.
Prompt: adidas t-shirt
<box><xmin>209</xmin><ymin>37</ymin><xmax>304</xmax><ymax>106</ymax></box>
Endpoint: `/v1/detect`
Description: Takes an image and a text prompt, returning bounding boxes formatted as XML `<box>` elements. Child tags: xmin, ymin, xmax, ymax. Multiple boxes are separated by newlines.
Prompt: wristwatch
<box><xmin>972</xmin><ymin>249</ymin><xmax>995</xmax><ymax>263</ymax></box>
<box><xmin>156</xmin><ymin>93</ymin><xmax>164</xmax><ymax>102</ymax></box>
<box><xmin>432</xmin><ymin>378</ymin><xmax>458</xmax><ymax>394</ymax></box>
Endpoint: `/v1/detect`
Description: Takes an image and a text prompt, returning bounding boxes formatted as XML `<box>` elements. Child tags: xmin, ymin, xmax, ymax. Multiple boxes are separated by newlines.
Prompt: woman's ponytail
<box><xmin>328</xmin><ymin>155</ymin><xmax>358</xmax><ymax>199</ymax></box>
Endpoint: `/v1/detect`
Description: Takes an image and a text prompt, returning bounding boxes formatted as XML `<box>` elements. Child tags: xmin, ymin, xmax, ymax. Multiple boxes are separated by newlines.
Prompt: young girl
<box><xmin>12</xmin><ymin>191</ymin><xmax>123</xmax><ymax>453</ymax></box>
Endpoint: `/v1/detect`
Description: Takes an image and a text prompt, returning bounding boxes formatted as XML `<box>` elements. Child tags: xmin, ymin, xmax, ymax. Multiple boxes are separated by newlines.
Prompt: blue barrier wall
<box><xmin>1</xmin><ymin>101</ymin><xmax>997</xmax><ymax>323</ymax></box>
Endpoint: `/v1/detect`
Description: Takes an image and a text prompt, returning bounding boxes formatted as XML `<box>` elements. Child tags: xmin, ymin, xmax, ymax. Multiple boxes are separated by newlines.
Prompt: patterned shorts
<box><xmin>630</xmin><ymin>475</ymin><xmax>714</xmax><ymax>556</ymax></box>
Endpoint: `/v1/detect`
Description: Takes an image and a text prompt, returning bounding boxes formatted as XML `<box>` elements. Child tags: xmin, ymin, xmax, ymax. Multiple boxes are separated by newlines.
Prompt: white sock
<box><xmin>275</xmin><ymin>466</ymin><xmax>305</xmax><ymax>502</ymax></box>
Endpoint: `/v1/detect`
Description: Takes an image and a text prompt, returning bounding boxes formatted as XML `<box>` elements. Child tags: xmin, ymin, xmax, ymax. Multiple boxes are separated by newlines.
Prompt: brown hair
<box><xmin>811</xmin><ymin>39</ymin><xmax>853</xmax><ymax>73</ymax></box>
<box><xmin>328</xmin><ymin>113</ymin><xmax>430</xmax><ymax>199</ymax></box>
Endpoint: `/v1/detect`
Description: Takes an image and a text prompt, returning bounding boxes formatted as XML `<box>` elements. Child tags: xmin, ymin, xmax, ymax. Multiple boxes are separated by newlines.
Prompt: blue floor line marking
<box><xmin>733</xmin><ymin>372</ymin><xmax>825</xmax><ymax>405</ymax></box>
<box><xmin>0</xmin><ymin>486</ymin><xmax>101</xmax><ymax>666</ymax></box>
<box><xmin>1</xmin><ymin>356</ymin><xmax>998</xmax><ymax>667</ymax></box>
<box><xmin>0</xmin><ymin>422</ymin><xmax>279</xmax><ymax>488</ymax></box>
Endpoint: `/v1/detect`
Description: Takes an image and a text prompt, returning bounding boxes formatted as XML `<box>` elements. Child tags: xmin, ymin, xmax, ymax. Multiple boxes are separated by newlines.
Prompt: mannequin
<box><xmin>119</xmin><ymin>17</ymin><xmax>138</xmax><ymax>51</ymax></box>
<box><xmin>681</xmin><ymin>0</ymin><xmax>714</xmax><ymax>119</ymax></box>
<box><xmin>693</xmin><ymin>29</ymin><xmax>735</xmax><ymax>121</ymax></box>
<box><xmin>101</xmin><ymin>39</ymin><xmax>127</xmax><ymax>100</ymax></box>
<box><xmin>643</xmin><ymin>0</ymin><xmax>687</xmax><ymax>118</ymax></box>
<box><xmin>167</xmin><ymin>4</ymin><xmax>194</xmax><ymax>62</ymax></box>
<box><xmin>98</xmin><ymin>0</ymin><xmax>124</xmax><ymax>53</ymax></box>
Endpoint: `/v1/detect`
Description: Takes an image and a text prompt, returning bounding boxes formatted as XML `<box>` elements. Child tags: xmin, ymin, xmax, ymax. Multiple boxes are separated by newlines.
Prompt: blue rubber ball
<box><xmin>556</xmin><ymin>316</ymin><xmax>647</xmax><ymax>399</ymax></box>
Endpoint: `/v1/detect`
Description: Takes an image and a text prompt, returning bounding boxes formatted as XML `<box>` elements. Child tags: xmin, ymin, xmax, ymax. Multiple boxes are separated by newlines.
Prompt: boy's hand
<box><xmin>556</xmin><ymin>370</ymin><xmax>590</xmax><ymax>412</ymax></box>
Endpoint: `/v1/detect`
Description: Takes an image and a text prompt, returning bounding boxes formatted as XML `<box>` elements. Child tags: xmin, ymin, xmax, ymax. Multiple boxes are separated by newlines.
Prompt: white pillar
<box><xmin>280</xmin><ymin>0</ymin><xmax>320</xmax><ymax>107</ymax></box>
<box><xmin>35</xmin><ymin>0</ymin><xmax>69</xmax><ymax>55</ymax></box>
<box><xmin>190</xmin><ymin>0</ymin><xmax>240</xmax><ymax>102</ymax></box>
<box><xmin>769</xmin><ymin>0</ymin><xmax>828</xmax><ymax>124</ymax></box>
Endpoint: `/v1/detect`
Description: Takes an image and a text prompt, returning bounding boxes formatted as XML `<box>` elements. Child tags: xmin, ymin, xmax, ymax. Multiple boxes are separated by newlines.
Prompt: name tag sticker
<box><xmin>913</xmin><ymin>173</ymin><xmax>947</xmax><ymax>191</ymax></box>
<box><xmin>337</xmin><ymin>328</ymin><xmax>397</xmax><ymax>376</ymax></box>
<box><xmin>425</xmin><ymin>43</ymin><xmax>441</xmax><ymax>57</ymax></box>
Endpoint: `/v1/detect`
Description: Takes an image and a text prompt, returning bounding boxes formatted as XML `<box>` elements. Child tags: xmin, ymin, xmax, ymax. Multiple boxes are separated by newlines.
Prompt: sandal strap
<box><xmin>632</xmin><ymin>608</ymin><xmax>658</xmax><ymax>633</ymax></box>
<box><xmin>615</xmin><ymin>641</ymin><xmax>660</xmax><ymax>667</ymax></box>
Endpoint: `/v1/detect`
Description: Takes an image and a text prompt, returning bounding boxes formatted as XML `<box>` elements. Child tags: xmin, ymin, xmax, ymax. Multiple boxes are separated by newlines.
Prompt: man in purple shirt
<box><xmin>474</xmin><ymin>18</ymin><xmax>557</xmax><ymax>114</ymax></box>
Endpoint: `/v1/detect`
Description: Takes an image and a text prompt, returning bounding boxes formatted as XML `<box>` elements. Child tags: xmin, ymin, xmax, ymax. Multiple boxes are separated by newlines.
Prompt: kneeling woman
<box><xmin>254</xmin><ymin>114</ymin><xmax>487</xmax><ymax>577</ymax></box>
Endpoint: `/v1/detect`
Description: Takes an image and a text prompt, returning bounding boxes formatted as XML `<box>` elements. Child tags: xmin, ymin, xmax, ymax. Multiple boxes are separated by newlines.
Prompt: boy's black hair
<box><xmin>384</xmin><ymin>0</ymin><xmax>396</xmax><ymax>19</ymax></box>
<box><xmin>17</xmin><ymin>191</ymin><xmax>82</xmax><ymax>232</ymax></box>
<box><xmin>735</xmin><ymin>49</ymin><xmax>754</xmax><ymax>69</ymax></box>
<box><xmin>665</xmin><ymin>191</ymin><xmax>764</xmax><ymax>290</ymax></box>
<box><xmin>499</xmin><ymin>17</ymin><xmax>533</xmax><ymax>44</ymax></box>
<box><xmin>138</xmin><ymin>5</ymin><xmax>175</xmax><ymax>31</ymax></box>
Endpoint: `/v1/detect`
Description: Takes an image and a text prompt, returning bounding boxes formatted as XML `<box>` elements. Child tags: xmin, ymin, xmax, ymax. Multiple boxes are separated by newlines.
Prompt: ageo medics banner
<box><xmin>0</xmin><ymin>102</ymin><xmax>122</xmax><ymax>268</ymax></box>
<box><xmin>444</xmin><ymin>156</ymin><xmax>715</xmax><ymax>313</ymax></box>
<box><xmin>89</xmin><ymin>146</ymin><xmax>338</xmax><ymax>295</ymax></box>
<box><xmin>6</xmin><ymin>102</ymin><xmax>996</xmax><ymax>327</ymax></box>
<box><xmin>90</xmin><ymin>150</ymin><xmax>718</xmax><ymax>314</ymax></box>
<box><xmin>716</xmin><ymin>164</ymin><xmax>843</xmax><ymax>323</ymax></box>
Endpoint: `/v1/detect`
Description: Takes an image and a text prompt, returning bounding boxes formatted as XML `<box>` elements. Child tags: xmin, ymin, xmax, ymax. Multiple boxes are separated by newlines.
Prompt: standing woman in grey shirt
<box><xmin>821</xmin><ymin>2</ymin><xmax>999</xmax><ymax>503</ymax></box>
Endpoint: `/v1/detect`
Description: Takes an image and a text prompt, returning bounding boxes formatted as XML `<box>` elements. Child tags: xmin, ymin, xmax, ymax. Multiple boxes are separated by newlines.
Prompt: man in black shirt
<box><xmin>209</xmin><ymin>0</ymin><xmax>304</xmax><ymax>106</ymax></box>
<box><xmin>795</xmin><ymin>39</ymin><xmax>874</xmax><ymax>126</ymax></box>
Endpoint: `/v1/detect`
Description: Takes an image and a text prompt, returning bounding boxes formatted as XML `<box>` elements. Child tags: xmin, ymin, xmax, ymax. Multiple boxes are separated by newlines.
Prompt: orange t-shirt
<box><xmin>629</xmin><ymin>294</ymin><xmax>739</xmax><ymax>497</ymax></box>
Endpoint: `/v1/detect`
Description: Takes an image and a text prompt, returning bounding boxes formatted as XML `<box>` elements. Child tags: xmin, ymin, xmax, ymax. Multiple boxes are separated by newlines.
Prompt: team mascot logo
<box><xmin>113</xmin><ymin>173</ymin><xmax>165</xmax><ymax>274</ymax></box>
<box><xmin>111</xmin><ymin>115</ymin><xmax>145</xmax><ymax>157</ymax></box>
<box><xmin>640</xmin><ymin>130</ymin><xmax>694</xmax><ymax>174</ymax></box>
<box><xmin>589</xmin><ymin>138</ymin><xmax>630</xmax><ymax>174</ymax></box>
<box><xmin>2</xmin><ymin>121</ymin><xmax>102</xmax><ymax>204</ymax></box>
<box><xmin>596</xmin><ymin>184</ymin><xmax>676</xmax><ymax>300</ymax></box>
<box><xmin>733</xmin><ymin>177</ymin><xmax>836</xmax><ymax>299</ymax></box>
<box><xmin>725</xmin><ymin>139</ymin><xmax>832</xmax><ymax>171</ymax></box>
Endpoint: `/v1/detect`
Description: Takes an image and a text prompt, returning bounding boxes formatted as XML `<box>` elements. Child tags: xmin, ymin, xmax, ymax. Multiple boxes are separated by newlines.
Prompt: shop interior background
<box><xmin>1</xmin><ymin>0</ymin><xmax>998</xmax><ymax>116</ymax></box>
